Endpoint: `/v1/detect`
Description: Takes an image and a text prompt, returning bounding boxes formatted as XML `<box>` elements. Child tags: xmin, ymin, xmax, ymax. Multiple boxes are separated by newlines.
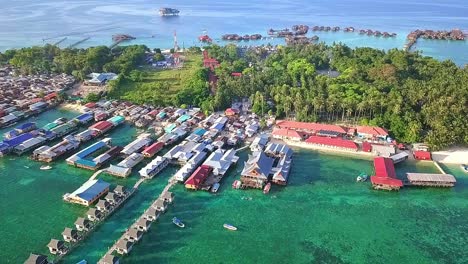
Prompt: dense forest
<box><xmin>1</xmin><ymin>43</ymin><xmax>467</xmax><ymax>150</ymax></box>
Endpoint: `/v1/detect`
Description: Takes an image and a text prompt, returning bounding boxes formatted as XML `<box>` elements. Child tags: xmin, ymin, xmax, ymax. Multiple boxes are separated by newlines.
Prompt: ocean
<box><xmin>0</xmin><ymin>0</ymin><xmax>467</xmax><ymax>65</ymax></box>
<box><xmin>0</xmin><ymin>109</ymin><xmax>467</xmax><ymax>263</ymax></box>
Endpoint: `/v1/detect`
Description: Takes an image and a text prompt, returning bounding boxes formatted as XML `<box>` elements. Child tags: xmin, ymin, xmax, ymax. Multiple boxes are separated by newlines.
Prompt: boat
<box><xmin>211</xmin><ymin>182</ymin><xmax>220</xmax><ymax>193</ymax></box>
<box><xmin>461</xmin><ymin>164</ymin><xmax>468</xmax><ymax>173</ymax></box>
<box><xmin>54</xmin><ymin>117</ymin><xmax>68</xmax><ymax>125</ymax></box>
<box><xmin>263</xmin><ymin>182</ymin><xmax>271</xmax><ymax>194</ymax></box>
<box><xmin>223</xmin><ymin>223</ymin><xmax>237</xmax><ymax>231</ymax></box>
<box><xmin>356</xmin><ymin>172</ymin><xmax>368</xmax><ymax>182</ymax></box>
<box><xmin>112</xmin><ymin>34</ymin><xmax>135</xmax><ymax>43</ymax></box>
<box><xmin>172</xmin><ymin>217</ymin><xmax>185</xmax><ymax>228</ymax></box>
<box><xmin>40</xmin><ymin>165</ymin><xmax>52</xmax><ymax>170</ymax></box>
<box><xmin>159</xmin><ymin>7</ymin><xmax>180</xmax><ymax>16</ymax></box>
<box><xmin>232</xmin><ymin>180</ymin><xmax>241</xmax><ymax>189</ymax></box>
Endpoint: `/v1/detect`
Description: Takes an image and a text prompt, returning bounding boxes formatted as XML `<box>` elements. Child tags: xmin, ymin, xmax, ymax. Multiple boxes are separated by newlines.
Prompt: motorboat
<box><xmin>356</xmin><ymin>172</ymin><xmax>368</xmax><ymax>182</ymax></box>
<box><xmin>211</xmin><ymin>183</ymin><xmax>220</xmax><ymax>193</ymax></box>
<box><xmin>223</xmin><ymin>223</ymin><xmax>237</xmax><ymax>231</ymax></box>
<box><xmin>172</xmin><ymin>217</ymin><xmax>185</xmax><ymax>228</ymax></box>
<box><xmin>263</xmin><ymin>182</ymin><xmax>271</xmax><ymax>194</ymax></box>
<box><xmin>40</xmin><ymin>165</ymin><xmax>52</xmax><ymax>170</ymax></box>
<box><xmin>232</xmin><ymin>180</ymin><xmax>241</xmax><ymax>189</ymax></box>
<box><xmin>461</xmin><ymin>164</ymin><xmax>468</xmax><ymax>173</ymax></box>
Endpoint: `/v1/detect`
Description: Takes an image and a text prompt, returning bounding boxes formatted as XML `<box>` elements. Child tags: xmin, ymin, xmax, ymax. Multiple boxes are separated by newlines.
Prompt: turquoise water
<box><xmin>0</xmin><ymin>0</ymin><xmax>467</xmax><ymax>65</ymax></box>
<box><xmin>1</xmin><ymin>111</ymin><xmax>467</xmax><ymax>263</ymax></box>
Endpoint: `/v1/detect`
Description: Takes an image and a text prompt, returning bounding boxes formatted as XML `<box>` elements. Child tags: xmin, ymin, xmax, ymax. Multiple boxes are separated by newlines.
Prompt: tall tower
<box><xmin>173</xmin><ymin>30</ymin><xmax>179</xmax><ymax>52</ymax></box>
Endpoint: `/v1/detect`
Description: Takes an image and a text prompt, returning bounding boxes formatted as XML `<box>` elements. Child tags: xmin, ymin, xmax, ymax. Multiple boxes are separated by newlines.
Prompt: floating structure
<box><xmin>203</xmin><ymin>149</ymin><xmax>239</xmax><ymax>176</ymax></box>
<box><xmin>63</xmin><ymin>178</ymin><xmax>110</xmax><ymax>206</ymax></box>
<box><xmin>159</xmin><ymin>7</ymin><xmax>180</xmax><ymax>16</ymax></box>
<box><xmin>121</xmin><ymin>133</ymin><xmax>152</xmax><ymax>156</ymax></box>
<box><xmin>107</xmin><ymin>153</ymin><xmax>144</xmax><ymax>177</ymax></box>
<box><xmin>370</xmin><ymin>157</ymin><xmax>403</xmax><ymax>191</ymax></box>
<box><xmin>406</xmin><ymin>173</ymin><xmax>456</xmax><ymax>187</ymax></box>
<box><xmin>142</xmin><ymin>141</ymin><xmax>164</xmax><ymax>158</ymax></box>
<box><xmin>13</xmin><ymin>136</ymin><xmax>47</xmax><ymax>155</ymax></box>
<box><xmin>4</xmin><ymin>122</ymin><xmax>36</xmax><ymax>139</ymax></box>
<box><xmin>174</xmin><ymin>151</ymin><xmax>207</xmax><ymax>182</ymax></box>
<box><xmin>32</xmin><ymin>135</ymin><xmax>80</xmax><ymax>162</ymax></box>
<box><xmin>66</xmin><ymin>138</ymin><xmax>115</xmax><ymax>170</ymax></box>
<box><xmin>185</xmin><ymin>165</ymin><xmax>213</xmax><ymax>190</ymax></box>
<box><xmin>139</xmin><ymin>156</ymin><xmax>169</xmax><ymax>179</ymax></box>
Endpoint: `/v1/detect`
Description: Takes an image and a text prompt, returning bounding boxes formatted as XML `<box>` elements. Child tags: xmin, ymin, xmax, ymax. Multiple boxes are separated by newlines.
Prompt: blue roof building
<box><xmin>65</xmin><ymin>179</ymin><xmax>110</xmax><ymax>206</ymax></box>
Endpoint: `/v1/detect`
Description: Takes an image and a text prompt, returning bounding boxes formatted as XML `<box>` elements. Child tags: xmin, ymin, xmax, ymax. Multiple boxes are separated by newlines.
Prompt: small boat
<box><xmin>40</xmin><ymin>165</ymin><xmax>52</xmax><ymax>170</ymax></box>
<box><xmin>172</xmin><ymin>217</ymin><xmax>185</xmax><ymax>228</ymax></box>
<box><xmin>76</xmin><ymin>260</ymin><xmax>87</xmax><ymax>264</ymax></box>
<box><xmin>356</xmin><ymin>172</ymin><xmax>368</xmax><ymax>182</ymax></box>
<box><xmin>232</xmin><ymin>180</ymin><xmax>241</xmax><ymax>189</ymax></box>
<box><xmin>211</xmin><ymin>183</ymin><xmax>220</xmax><ymax>193</ymax></box>
<box><xmin>263</xmin><ymin>182</ymin><xmax>271</xmax><ymax>194</ymax></box>
<box><xmin>24</xmin><ymin>166</ymin><xmax>30</xmax><ymax>169</ymax></box>
<box><xmin>223</xmin><ymin>223</ymin><xmax>237</xmax><ymax>231</ymax></box>
<box><xmin>461</xmin><ymin>164</ymin><xmax>468</xmax><ymax>173</ymax></box>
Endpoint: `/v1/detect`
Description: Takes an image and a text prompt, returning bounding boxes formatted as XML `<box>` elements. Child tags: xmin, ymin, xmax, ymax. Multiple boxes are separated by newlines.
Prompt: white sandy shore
<box><xmin>432</xmin><ymin>148</ymin><xmax>468</xmax><ymax>164</ymax></box>
<box><xmin>59</xmin><ymin>103</ymin><xmax>83</xmax><ymax>112</ymax></box>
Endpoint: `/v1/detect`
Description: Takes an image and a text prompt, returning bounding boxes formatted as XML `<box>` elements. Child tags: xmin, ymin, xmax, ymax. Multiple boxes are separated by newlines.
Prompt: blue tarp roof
<box><xmin>16</xmin><ymin>122</ymin><xmax>36</xmax><ymax>131</ymax></box>
<box><xmin>0</xmin><ymin>142</ymin><xmax>10</xmax><ymax>152</ymax></box>
<box><xmin>76</xmin><ymin>141</ymin><xmax>107</xmax><ymax>159</ymax></box>
<box><xmin>75</xmin><ymin>159</ymin><xmax>97</xmax><ymax>168</ymax></box>
<box><xmin>75</xmin><ymin>113</ymin><xmax>93</xmax><ymax>122</ymax></box>
<box><xmin>157</xmin><ymin>112</ymin><xmax>167</xmax><ymax>118</ymax></box>
<box><xmin>3</xmin><ymin>133</ymin><xmax>34</xmax><ymax>147</ymax></box>
<box><xmin>165</xmin><ymin>124</ymin><xmax>177</xmax><ymax>133</ymax></box>
<box><xmin>193</xmin><ymin>128</ymin><xmax>206</xmax><ymax>136</ymax></box>
<box><xmin>4</xmin><ymin>130</ymin><xmax>19</xmax><ymax>138</ymax></box>
<box><xmin>76</xmin><ymin>179</ymin><xmax>110</xmax><ymax>202</ymax></box>
<box><xmin>212</xmin><ymin>123</ymin><xmax>224</xmax><ymax>131</ymax></box>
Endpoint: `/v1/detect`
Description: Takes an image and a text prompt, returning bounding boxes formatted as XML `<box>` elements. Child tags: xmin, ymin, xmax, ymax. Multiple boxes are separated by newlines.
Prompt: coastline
<box><xmin>432</xmin><ymin>148</ymin><xmax>468</xmax><ymax>164</ymax></box>
<box><xmin>59</xmin><ymin>102</ymin><xmax>83</xmax><ymax>112</ymax></box>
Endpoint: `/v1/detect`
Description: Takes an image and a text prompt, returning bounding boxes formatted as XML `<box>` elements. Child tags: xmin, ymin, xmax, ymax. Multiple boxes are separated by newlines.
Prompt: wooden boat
<box><xmin>263</xmin><ymin>182</ymin><xmax>271</xmax><ymax>194</ymax></box>
<box><xmin>40</xmin><ymin>165</ymin><xmax>52</xmax><ymax>170</ymax></box>
<box><xmin>232</xmin><ymin>180</ymin><xmax>241</xmax><ymax>189</ymax></box>
<box><xmin>223</xmin><ymin>223</ymin><xmax>237</xmax><ymax>231</ymax></box>
<box><xmin>211</xmin><ymin>182</ymin><xmax>220</xmax><ymax>193</ymax></box>
<box><xmin>172</xmin><ymin>217</ymin><xmax>185</xmax><ymax>228</ymax></box>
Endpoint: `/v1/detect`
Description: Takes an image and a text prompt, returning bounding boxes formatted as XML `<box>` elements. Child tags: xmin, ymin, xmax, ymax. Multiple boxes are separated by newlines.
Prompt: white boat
<box><xmin>461</xmin><ymin>164</ymin><xmax>468</xmax><ymax>173</ymax></box>
<box><xmin>40</xmin><ymin>165</ymin><xmax>52</xmax><ymax>170</ymax></box>
<box><xmin>172</xmin><ymin>217</ymin><xmax>185</xmax><ymax>228</ymax></box>
<box><xmin>211</xmin><ymin>183</ymin><xmax>220</xmax><ymax>193</ymax></box>
<box><xmin>223</xmin><ymin>223</ymin><xmax>237</xmax><ymax>231</ymax></box>
<box><xmin>356</xmin><ymin>172</ymin><xmax>368</xmax><ymax>182</ymax></box>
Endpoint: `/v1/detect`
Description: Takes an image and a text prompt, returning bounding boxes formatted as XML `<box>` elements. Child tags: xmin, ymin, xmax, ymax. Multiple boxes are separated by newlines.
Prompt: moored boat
<box><xmin>461</xmin><ymin>164</ymin><xmax>468</xmax><ymax>173</ymax></box>
<box><xmin>263</xmin><ymin>182</ymin><xmax>271</xmax><ymax>194</ymax></box>
<box><xmin>223</xmin><ymin>223</ymin><xmax>237</xmax><ymax>231</ymax></box>
<box><xmin>211</xmin><ymin>182</ymin><xmax>220</xmax><ymax>193</ymax></box>
<box><xmin>356</xmin><ymin>172</ymin><xmax>368</xmax><ymax>182</ymax></box>
<box><xmin>40</xmin><ymin>165</ymin><xmax>52</xmax><ymax>170</ymax></box>
<box><xmin>172</xmin><ymin>217</ymin><xmax>185</xmax><ymax>228</ymax></box>
<box><xmin>232</xmin><ymin>180</ymin><xmax>241</xmax><ymax>189</ymax></box>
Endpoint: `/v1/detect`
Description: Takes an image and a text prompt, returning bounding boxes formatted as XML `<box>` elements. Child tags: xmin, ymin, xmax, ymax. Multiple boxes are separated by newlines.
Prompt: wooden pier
<box><xmin>53</xmin><ymin>37</ymin><xmax>67</xmax><ymax>46</ymax></box>
<box><xmin>68</xmin><ymin>37</ymin><xmax>90</xmax><ymax>48</ymax></box>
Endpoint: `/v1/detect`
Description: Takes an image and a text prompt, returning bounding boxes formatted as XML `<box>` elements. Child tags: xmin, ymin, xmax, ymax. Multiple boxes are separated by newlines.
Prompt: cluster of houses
<box><xmin>0</xmin><ymin>67</ymin><xmax>74</xmax><ymax>128</ymax></box>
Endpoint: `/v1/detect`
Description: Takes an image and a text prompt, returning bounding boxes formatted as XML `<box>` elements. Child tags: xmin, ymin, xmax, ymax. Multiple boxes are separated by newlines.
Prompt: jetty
<box><xmin>110</xmin><ymin>34</ymin><xmax>135</xmax><ymax>49</ymax></box>
<box><xmin>405</xmin><ymin>29</ymin><xmax>466</xmax><ymax>51</ymax></box>
<box><xmin>53</xmin><ymin>37</ymin><xmax>68</xmax><ymax>46</ymax></box>
<box><xmin>68</xmin><ymin>37</ymin><xmax>90</xmax><ymax>48</ymax></box>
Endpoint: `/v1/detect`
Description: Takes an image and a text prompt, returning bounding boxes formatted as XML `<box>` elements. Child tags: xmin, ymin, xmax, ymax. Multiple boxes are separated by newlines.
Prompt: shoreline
<box><xmin>431</xmin><ymin>148</ymin><xmax>468</xmax><ymax>164</ymax></box>
<box><xmin>59</xmin><ymin>102</ymin><xmax>83</xmax><ymax>112</ymax></box>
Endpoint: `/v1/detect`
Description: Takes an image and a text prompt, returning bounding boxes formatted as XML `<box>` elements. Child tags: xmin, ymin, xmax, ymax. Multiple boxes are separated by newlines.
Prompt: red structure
<box><xmin>413</xmin><ymin>150</ymin><xmax>432</xmax><ymax>160</ymax></box>
<box><xmin>44</xmin><ymin>92</ymin><xmax>58</xmax><ymax>101</ymax></box>
<box><xmin>370</xmin><ymin>157</ymin><xmax>403</xmax><ymax>190</ymax></box>
<box><xmin>225</xmin><ymin>108</ymin><xmax>240</xmax><ymax>116</ymax></box>
<box><xmin>198</xmin><ymin>35</ymin><xmax>212</xmax><ymax>43</ymax></box>
<box><xmin>305</xmin><ymin>136</ymin><xmax>358</xmax><ymax>150</ymax></box>
<box><xmin>231</xmin><ymin>72</ymin><xmax>242</xmax><ymax>77</ymax></box>
<box><xmin>272</xmin><ymin>128</ymin><xmax>305</xmax><ymax>141</ymax></box>
<box><xmin>89</xmin><ymin>121</ymin><xmax>114</xmax><ymax>134</ymax></box>
<box><xmin>185</xmin><ymin>165</ymin><xmax>213</xmax><ymax>190</ymax></box>
<box><xmin>362</xmin><ymin>141</ymin><xmax>372</xmax><ymax>152</ymax></box>
<box><xmin>276</xmin><ymin>120</ymin><xmax>347</xmax><ymax>134</ymax></box>
<box><xmin>84</xmin><ymin>102</ymin><xmax>96</xmax><ymax>109</ymax></box>
<box><xmin>142</xmin><ymin>142</ymin><xmax>164</xmax><ymax>158</ymax></box>
<box><xmin>356</xmin><ymin>126</ymin><xmax>389</xmax><ymax>138</ymax></box>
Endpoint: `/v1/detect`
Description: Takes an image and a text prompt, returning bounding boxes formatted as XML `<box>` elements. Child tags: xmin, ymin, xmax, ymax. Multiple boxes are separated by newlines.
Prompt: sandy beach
<box><xmin>432</xmin><ymin>147</ymin><xmax>468</xmax><ymax>164</ymax></box>
<box><xmin>59</xmin><ymin>102</ymin><xmax>83</xmax><ymax>112</ymax></box>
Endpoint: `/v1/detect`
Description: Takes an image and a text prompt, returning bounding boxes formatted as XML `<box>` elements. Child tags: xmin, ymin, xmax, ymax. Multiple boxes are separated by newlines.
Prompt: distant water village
<box><xmin>0</xmin><ymin>57</ymin><xmax>464</xmax><ymax>263</ymax></box>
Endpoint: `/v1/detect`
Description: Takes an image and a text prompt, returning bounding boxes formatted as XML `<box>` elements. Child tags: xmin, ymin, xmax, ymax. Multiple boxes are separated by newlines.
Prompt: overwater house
<box><xmin>203</xmin><ymin>149</ymin><xmax>239</xmax><ymax>176</ymax></box>
<box><xmin>176</xmin><ymin>114</ymin><xmax>191</xmax><ymax>124</ymax></box>
<box><xmin>66</xmin><ymin>138</ymin><xmax>113</xmax><ymax>169</ymax></box>
<box><xmin>413</xmin><ymin>150</ymin><xmax>432</xmax><ymax>160</ymax></box>
<box><xmin>86</xmin><ymin>73</ymin><xmax>118</xmax><ymax>86</ymax></box>
<box><xmin>305</xmin><ymin>136</ymin><xmax>358</xmax><ymax>152</ymax></box>
<box><xmin>185</xmin><ymin>165</ymin><xmax>213</xmax><ymax>190</ymax></box>
<box><xmin>24</xmin><ymin>253</ymin><xmax>49</xmax><ymax>264</ymax></box>
<box><xmin>356</xmin><ymin>126</ymin><xmax>388</xmax><ymax>140</ymax></box>
<box><xmin>50</xmin><ymin>122</ymin><xmax>78</xmax><ymax>138</ymax></box>
<box><xmin>275</xmin><ymin>120</ymin><xmax>347</xmax><ymax>137</ymax></box>
<box><xmin>390</xmin><ymin>152</ymin><xmax>409</xmax><ymax>164</ymax></box>
<box><xmin>74</xmin><ymin>217</ymin><xmax>91</xmax><ymax>231</ymax></box>
<box><xmin>406</xmin><ymin>173</ymin><xmax>456</xmax><ymax>187</ymax></box>
<box><xmin>75</xmin><ymin>129</ymin><xmax>94</xmax><ymax>142</ymax></box>
<box><xmin>144</xmin><ymin>207</ymin><xmax>160</xmax><ymax>221</ymax></box>
<box><xmin>4</xmin><ymin>122</ymin><xmax>36</xmax><ymax>139</ymax></box>
<box><xmin>89</xmin><ymin>121</ymin><xmax>114</xmax><ymax>136</ymax></box>
<box><xmin>240</xmin><ymin>151</ymin><xmax>275</xmax><ymax>189</ymax></box>
<box><xmin>171</xmin><ymin>141</ymin><xmax>206</xmax><ymax>164</ymax></box>
<box><xmin>73</xmin><ymin>112</ymin><xmax>94</xmax><ymax>125</ymax></box>
<box><xmin>139</xmin><ymin>156</ymin><xmax>169</xmax><ymax>179</ymax></box>
<box><xmin>113</xmin><ymin>185</ymin><xmax>127</xmax><ymax>197</ymax></box>
<box><xmin>64</xmin><ymin>178</ymin><xmax>110</xmax><ymax>206</ymax></box>
<box><xmin>98</xmin><ymin>254</ymin><xmax>120</xmax><ymax>264</ymax></box>
<box><xmin>125</xmin><ymin>228</ymin><xmax>143</xmax><ymax>243</ymax></box>
<box><xmin>94</xmin><ymin>112</ymin><xmax>109</xmax><ymax>122</ymax></box>
<box><xmin>89</xmin><ymin>145</ymin><xmax>123</xmax><ymax>170</ymax></box>
<box><xmin>2</xmin><ymin>132</ymin><xmax>35</xmax><ymax>151</ymax></box>
<box><xmin>13</xmin><ymin>136</ymin><xmax>47</xmax><ymax>155</ymax></box>
<box><xmin>135</xmin><ymin>218</ymin><xmax>152</xmax><ymax>232</ymax></box>
<box><xmin>61</xmin><ymin>227</ymin><xmax>78</xmax><ymax>242</ymax></box>
<box><xmin>29</xmin><ymin>101</ymin><xmax>48</xmax><ymax>112</ymax></box>
<box><xmin>105</xmin><ymin>192</ymin><xmax>119</xmax><ymax>205</ymax></box>
<box><xmin>33</xmin><ymin>135</ymin><xmax>80</xmax><ymax>162</ymax></box>
<box><xmin>0</xmin><ymin>142</ymin><xmax>11</xmax><ymax>156</ymax></box>
<box><xmin>174</xmin><ymin>151</ymin><xmax>207</xmax><ymax>182</ymax></box>
<box><xmin>121</xmin><ymin>134</ymin><xmax>152</xmax><ymax>156</ymax></box>
<box><xmin>107</xmin><ymin>115</ymin><xmax>125</xmax><ymax>127</ymax></box>
<box><xmin>142</xmin><ymin>141</ymin><xmax>164</xmax><ymax>158</ymax></box>
<box><xmin>370</xmin><ymin>157</ymin><xmax>403</xmax><ymax>191</ymax></box>
<box><xmin>250</xmin><ymin>135</ymin><xmax>269</xmax><ymax>152</ymax></box>
<box><xmin>265</xmin><ymin>143</ymin><xmax>294</xmax><ymax>158</ymax></box>
<box><xmin>161</xmin><ymin>191</ymin><xmax>174</xmax><ymax>203</ymax></box>
<box><xmin>96</xmin><ymin>199</ymin><xmax>111</xmax><ymax>212</ymax></box>
<box><xmin>157</xmin><ymin>132</ymin><xmax>178</xmax><ymax>146</ymax></box>
<box><xmin>271</xmin><ymin>154</ymin><xmax>292</xmax><ymax>185</ymax></box>
<box><xmin>271</xmin><ymin>128</ymin><xmax>305</xmax><ymax>141</ymax></box>
<box><xmin>153</xmin><ymin>198</ymin><xmax>168</xmax><ymax>212</ymax></box>
<box><xmin>245</xmin><ymin>120</ymin><xmax>260</xmax><ymax>138</ymax></box>
<box><xmin>115</xmin><ymin>239</ymin><xmax>133</xmax><ymax>255</ymax></box>
<box><xmin>107</xmin><ymin>153</ymin><xmax>144</xmax><ymax>177</ymax></box>
<box><xmin>87</xmin><ymin>207</ymin><xmax>103</xmax><ymax>221</ymax></box>
<box><xmin>47</xmin><ymin>239</ymin><xmax>67</xmax><ymax>255</ymax></box>
<box><xmin>225</xmin><ymin>108</ymin><xmax>240</xmax><ymax>116</ymax></box>
<box><xmin>156</xmin><ymin>111</ymin><xmax>167</xmax><ymax>120</ymax></box>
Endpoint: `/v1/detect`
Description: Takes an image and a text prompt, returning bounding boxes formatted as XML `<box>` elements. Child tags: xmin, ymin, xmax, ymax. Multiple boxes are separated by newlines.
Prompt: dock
<box><xmin>53</xmin><ymin>37</ymin><xmax>67</xmax><ymax>46</ymax></box>
<box><xmin>405</xmin><ymin>173</ymin><xmax>456</xmax><ymax>187</ymax></box>
<box><xmin>68</xmin><ymin>37</ymin><xmax>91</xmax><ymax>48</ymax></box>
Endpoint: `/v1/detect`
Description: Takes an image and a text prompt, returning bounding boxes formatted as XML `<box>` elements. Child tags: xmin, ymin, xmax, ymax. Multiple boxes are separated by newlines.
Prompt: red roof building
<box><xmin>89</xmin><ymin>121</ymin><xmax>114</xmax><ymax>134</ymax></box>
<box><xmin>185</xmin><ymin>165</ymin><xmax>213</xmax><ymax>190</ymax></box>
<box><xmin>142</xmin><ymin>142</ymin><xmax>164</xmax><ymax>158</ymax></box>
<box><xmin>362</xmin><ymin>141</ymin><xmax>372</xmax><ymax>152</ymax></box>
<box><xmin>203</xmin><ymin>58</ymin><xmax>220</xmax><ymax>70</ymax></box>
<box><xmin>225</xmin><ymin>108</ymin><xmax>240</xmax><ymax>116</ymax></box>
<box><xmin>231</xmin><ymin>72</ymin><xmax>242</xmax><ymax>77</ymax></box>
<box><xmin>413</xmin><ymin>150</ymin><xmax>432</xmax><ymax>161</ymax></box>
<box><xmin>30</xmin><ymin>98</ymin><xmax>43</xmax><ymax>104</ymax></box>
<box><xmin>305</xmin><ymin>136</ymin><xmax>358</xmax><ymax>151</ymax></box>
<box><xmin>356</xmin><ymin>126</ymin><xmax>388</xmax><ymax>139</ymax></box>
<box><xmin>276</xmin><ymin>120</ymin><xmax>347</xmax><ymax>134</ymax></box>
<box><xmin>147</xmin><ymin>110</ymin><xmax>159</xmax><ymax>117</ymax></box>
<box><xmin>44</xmin><ymin>92</ymin><xmax>58</xmax><ymax>101</ymax></box>
<box><xmin>370</xmin><ymin>157</ymin><xmax>402</xmax><ymax>190</ymax></box>
<box><xmin>272</xmin><ymin>128</ymin><xmax>305</xmax><ymax>141</ymax></box>
<box><xmin>84</xmin><ymin>102</ymin><xmax>96</xmax><ymax>109</ymax></box>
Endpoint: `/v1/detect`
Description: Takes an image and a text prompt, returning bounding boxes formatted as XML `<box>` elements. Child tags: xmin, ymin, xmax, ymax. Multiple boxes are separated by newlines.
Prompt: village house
<box><xmin>98</xmin><ymin>254</ymin><xmax>120</xmax><ymax>264</ymax></box>
<box><xmin>86</xmin><ymin>208</ymin><xmax>102</xmax><ymax>222</ymax></box>
<box><xmin>240</xmin><ymin>151</ymin><xmax>275</xmax><ymax>189</ymax></box>
<box><xmin>115</xmin><ymin>239</ymin><xmax>133</xmax><ymax>255</ymax></box>
<box><xmin>135</xmin><ymin>218</ymin><xmax>152</xmax><ymax>232</ymax></box>
<box><xmin>153</xmin><ymin>198</ymin><xmax>168</xmax><ymax>212</ymax></box>
<box><xmin>144</xmin><ymin>207</ymin><xmax>161</xmax><ymax>221</ymax></box>
<box><xmin>47</xmin><ymin>239</ymin><xmax>67</xmax><ymax>255</ymax></box>
<box><xmin>61</xmin><ymin>227</ymin><xmax>79</xmax><ymax>242</ymax></box>
<box><xmin>125</xmin><ymin>228</ymin><xmax>143</xmax><ymax>243</ymax></box>
<box><xmin>25</xmin><ymin>254</ymin><xmax>49</xmax><ymax>264</ymax></box>
<box><xmin>74</xmin><ymin>217</ymin><xmax>91</xmax><ymax>231</ymax></box>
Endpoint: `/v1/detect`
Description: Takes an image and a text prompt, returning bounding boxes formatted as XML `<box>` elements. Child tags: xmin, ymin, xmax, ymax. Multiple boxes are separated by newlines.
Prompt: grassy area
<box><xmin>109</xmin><ymin>53</ymin><xmax>203</xmax><ymax>104</ymax></box>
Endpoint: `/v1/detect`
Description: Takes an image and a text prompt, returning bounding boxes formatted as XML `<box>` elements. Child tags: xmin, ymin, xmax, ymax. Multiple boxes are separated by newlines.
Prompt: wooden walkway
<box><xmin>68</xmin><ymin>37</ymin><xmax>90</xmax><ymax>48</ymax></box>
<box><xmin>98</xmin><ymin>175</ymin><xmax>178</xmax><ymax>263</ymax></box>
